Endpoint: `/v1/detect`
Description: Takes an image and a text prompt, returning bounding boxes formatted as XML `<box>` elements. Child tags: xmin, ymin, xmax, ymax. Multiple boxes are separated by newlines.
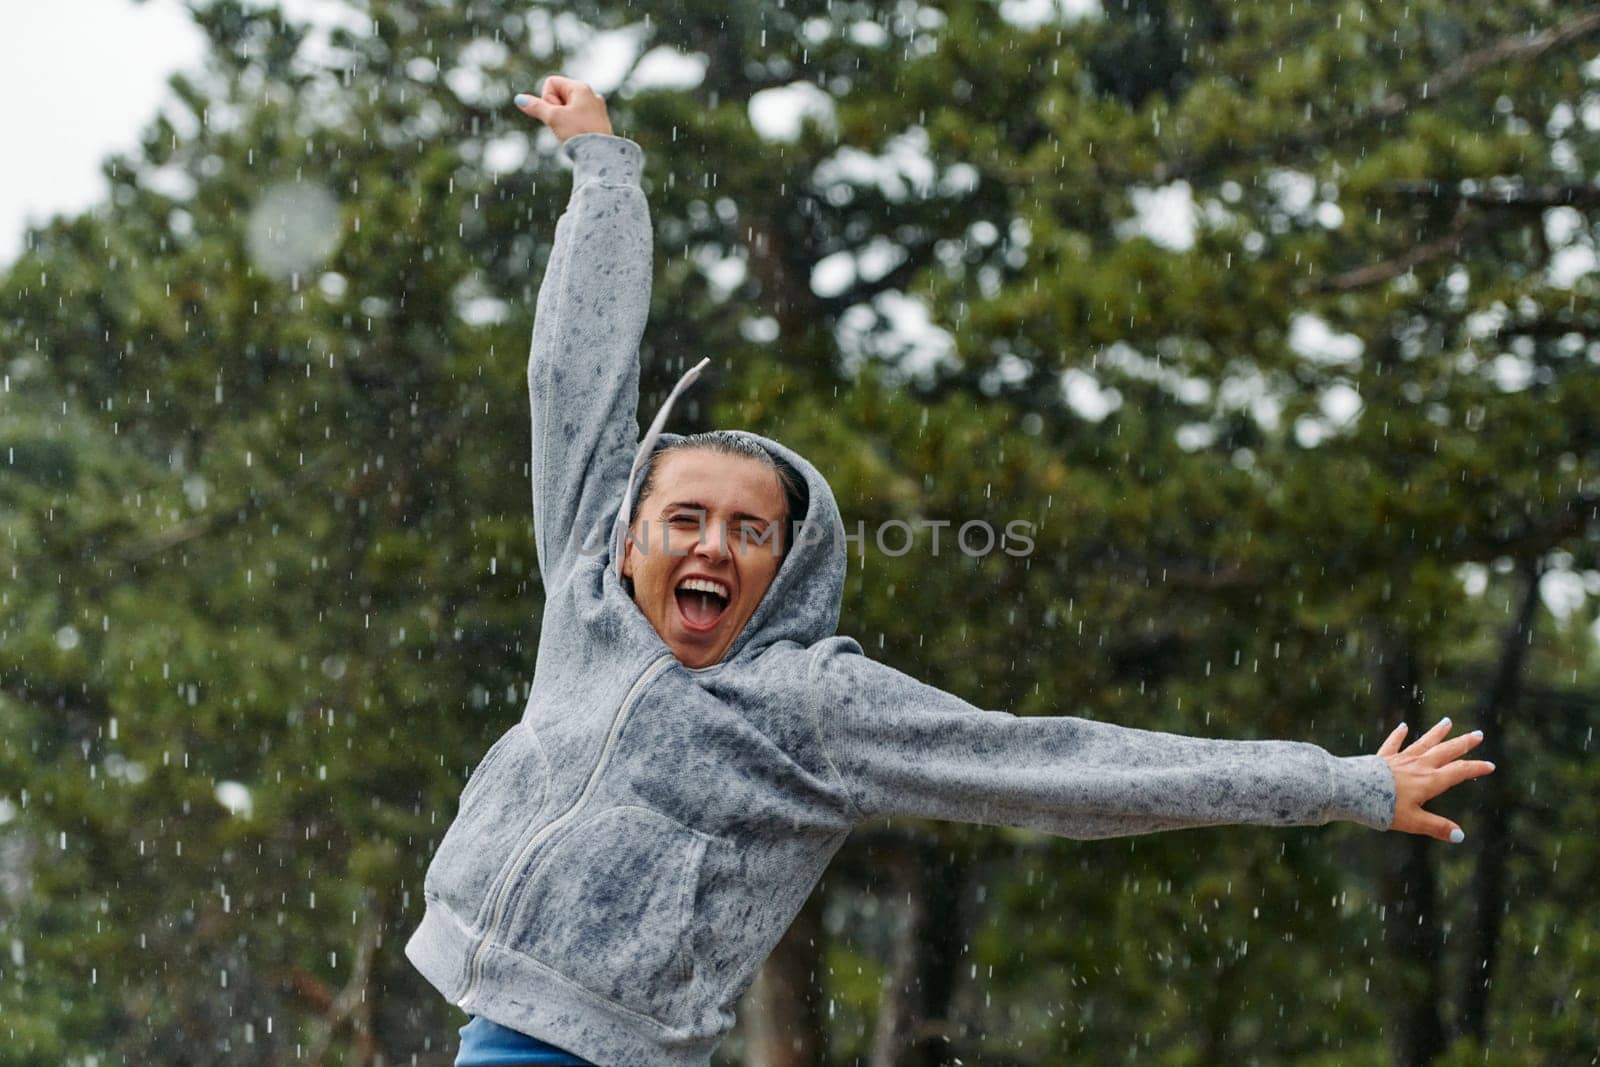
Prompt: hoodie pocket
<box><xmin>503</xmin><ymin>804</ymin><xmax>716</xmax><ymax>1026</ymax></box>
<box><xmin>424</xmin><ymin>723</ymin><xmax>552</xmax><ymax>927</ymax></box>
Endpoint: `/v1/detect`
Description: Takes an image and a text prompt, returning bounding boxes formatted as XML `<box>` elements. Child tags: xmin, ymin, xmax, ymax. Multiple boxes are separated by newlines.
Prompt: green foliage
<box><xmin>2</xmin><ymin>0</ymin><xmax>1597</xmax><ymax>1063</ymax></box>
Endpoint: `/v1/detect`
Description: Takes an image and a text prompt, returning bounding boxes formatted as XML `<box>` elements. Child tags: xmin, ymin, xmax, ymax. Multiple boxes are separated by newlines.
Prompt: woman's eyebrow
<box><xmin>661</xmin><ymin>501</ymin><xmax>773</xmax><ymax>523</ymax></box>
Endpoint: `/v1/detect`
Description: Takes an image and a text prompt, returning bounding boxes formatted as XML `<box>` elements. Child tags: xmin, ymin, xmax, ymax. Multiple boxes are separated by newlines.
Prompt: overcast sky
<box><xmin>0</xmin><ymin>1</ymin><xmax>206</xmax><ymax>269</ymax></box>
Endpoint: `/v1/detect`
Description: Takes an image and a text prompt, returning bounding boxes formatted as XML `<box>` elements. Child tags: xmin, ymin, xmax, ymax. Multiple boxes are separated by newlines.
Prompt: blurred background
<box><xmin>2</xmin><ymin>0</ymin><xmax>1598</xmax><ymax>1063</ymax></box>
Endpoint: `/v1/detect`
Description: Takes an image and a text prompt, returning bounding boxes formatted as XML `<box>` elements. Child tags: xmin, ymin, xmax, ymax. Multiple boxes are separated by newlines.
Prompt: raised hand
<box><xmin>514</xmin><ymin>75</ymin><xmax>613</xmax><ymax>144</ymax></box>
<box><xmin>1376</xmin><ymin>717</ymin><xmax>1495</xmax><ymax>843</ymax></box>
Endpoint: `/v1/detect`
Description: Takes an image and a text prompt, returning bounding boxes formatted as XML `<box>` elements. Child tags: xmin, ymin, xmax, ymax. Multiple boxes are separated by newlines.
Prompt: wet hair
<box><xmin>628</xmin><ymin>431</ymin><xmax>807</xmax><ymax>556</ymax></box>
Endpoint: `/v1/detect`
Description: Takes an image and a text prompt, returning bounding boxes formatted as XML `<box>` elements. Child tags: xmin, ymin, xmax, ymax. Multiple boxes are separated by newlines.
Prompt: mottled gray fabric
<box><xmin>404</xmin><ymin>132</ymin><xmax>1397</xmax><ymax>1067</ymax></box>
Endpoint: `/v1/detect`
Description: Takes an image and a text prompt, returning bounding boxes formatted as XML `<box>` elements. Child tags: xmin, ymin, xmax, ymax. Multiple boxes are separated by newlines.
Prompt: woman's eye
<box><xmin>668</xmin><ymin>515</ymin><xmax>701</xmax><ymax>527</ymax></box>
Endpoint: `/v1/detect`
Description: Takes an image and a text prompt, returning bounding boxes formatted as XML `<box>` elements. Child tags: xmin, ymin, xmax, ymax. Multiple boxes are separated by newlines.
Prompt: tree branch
<box><xmin>292</xmin><ymin>889</ymin><xmax>384</xmax><ymax>1065</ymax></box>
<box><xmin>1380</xmin><ymin>180</ymin><xmax>1600</xmax><ymax>210</ymax></box>
<box><xmin>111</xmin><ymin>452</ymin><xmax>343</xmax><ymax>566</ymax></box>
<box><xmin>1305</xmin><ymin>203</ymin><xmax>1477</xmax><ymax>294</ymax></box>
<box><xmin>1149</xmin><ymin>9</ymin><xmax>1600</xmax><ymax>186</ymax></box>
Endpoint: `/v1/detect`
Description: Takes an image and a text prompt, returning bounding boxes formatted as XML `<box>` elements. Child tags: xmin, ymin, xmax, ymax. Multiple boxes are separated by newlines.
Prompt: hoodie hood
<box><xmin>609</xmin><ymin>359</ymin><xmax>847</xmax><ymax>661</ymax></box>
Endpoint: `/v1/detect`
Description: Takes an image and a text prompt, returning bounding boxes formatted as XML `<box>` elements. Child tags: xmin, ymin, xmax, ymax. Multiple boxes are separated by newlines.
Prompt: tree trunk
<box><xmin>869</xmin><ymin>836</ymin><xmax>967</xmax><ymax>1067</ymax></box>
<box><xmin>744</xmin><ymin>889</ymin><xmax>827</xmax><ymax>1067</ymax></box>
<box><xmin>1459</xmin><ymin>559</ymin><xmax>1543</xmax><ymax>1046</ymax></box>
<box><xmin>1374</xmin><ymin>636</ymin><xmax>1449</xmax><ymax>1067</ymax></box>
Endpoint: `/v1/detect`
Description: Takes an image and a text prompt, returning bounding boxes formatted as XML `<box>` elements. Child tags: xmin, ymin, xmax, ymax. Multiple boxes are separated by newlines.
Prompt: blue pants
<box><xmin>455</xmin><ymin>1014</ymin><xmax>594</xmax><ymax>1066</ymax></box>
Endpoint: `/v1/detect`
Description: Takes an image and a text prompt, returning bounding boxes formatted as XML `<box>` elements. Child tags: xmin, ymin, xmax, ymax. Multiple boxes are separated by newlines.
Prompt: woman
<box><xmin>407</xmin><ymin>75</ymin><xmax>1494</xmax><ymax>1067</ymax></box>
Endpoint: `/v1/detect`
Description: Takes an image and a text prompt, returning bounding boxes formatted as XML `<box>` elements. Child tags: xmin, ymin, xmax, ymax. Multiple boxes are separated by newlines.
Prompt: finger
<box><xmin>1415</xmin><ymin>812</ymin><xmax>1465</xmax><ymax>844</ymax></box>
<box><xmin>1377</xmin><ymin>721</ymin><xmax>1409</xmax><ymax>757</ymax></box>
<box><xmin>513</xmin><ymin>93</ymin><xmax>551</xmax><ymax>123</ymax></box>
<box><xmin>1411</xmin><ymin>758</ymin><xmax>1495</xmax><ymax>807</ymax></box>
<box><xmin>1403</xmin><ymin>715</ymin><xmax>1455</xmax><ymax>755</ymax></box>
<box><xmin>1423</xmin><ymin>728</ymin><xmax>1484</xmax><ymax>767</ymax></box>
<box><xmin>542</xmin><ymin>75</ymin><xmax>582</xmax><ymax>103</ymax></box>
<box><xmin>1446</xmin><ymin>759</ymin><xmax>1496</xmax><ymax>786</ymax></box>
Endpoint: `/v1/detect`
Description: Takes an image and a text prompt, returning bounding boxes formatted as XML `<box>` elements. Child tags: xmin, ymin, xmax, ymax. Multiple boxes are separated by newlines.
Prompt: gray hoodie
<box><xmin>403</xmin><ymin>132</ymin><xmax>1397</xmax><ymax>1066</ymax></box>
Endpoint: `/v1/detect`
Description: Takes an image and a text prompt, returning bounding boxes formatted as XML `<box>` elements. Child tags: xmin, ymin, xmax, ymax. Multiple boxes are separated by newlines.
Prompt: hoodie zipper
<box><xmin>456</xmin><ymin>650</ymin><xmax>676</xmax><ymax>1009</ymax></box>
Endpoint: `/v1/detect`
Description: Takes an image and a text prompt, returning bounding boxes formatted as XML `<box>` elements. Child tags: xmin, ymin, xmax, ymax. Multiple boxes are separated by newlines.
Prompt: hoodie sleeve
<box><xmin>528</xmin><ymin>132</ymin><xmax>651</xmax><ymax>585</ymax></box>
<box><xmin>809</xmin><ymin>638</ymin><xmax>1396</xmax><ymax>838</ymax></box>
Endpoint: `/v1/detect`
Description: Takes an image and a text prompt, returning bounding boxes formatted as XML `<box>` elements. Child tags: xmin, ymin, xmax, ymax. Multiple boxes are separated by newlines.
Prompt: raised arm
<box><xmin>517</xmin><ymin>79</ymin><xmax>651</xmax><ymax>584</ymax></box>
<box><xmin>808</xmin><ymin>637</ymin><xmax>1405</xmax><ymax>839</ymax></box>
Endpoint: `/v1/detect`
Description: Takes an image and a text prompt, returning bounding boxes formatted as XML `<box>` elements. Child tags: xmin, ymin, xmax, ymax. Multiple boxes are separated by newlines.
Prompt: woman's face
<box><xmin>621</xmin><ymin>449</ymin><xmax>788</xmax><ymax>668</ymax></box>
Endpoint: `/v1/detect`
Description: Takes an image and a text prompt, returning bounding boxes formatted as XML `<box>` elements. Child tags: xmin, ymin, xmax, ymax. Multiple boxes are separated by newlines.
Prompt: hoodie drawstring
<box><xmin>613</xmin><ymin>356</ymin><xmax>712</xmax><ymax>578</ymax></box>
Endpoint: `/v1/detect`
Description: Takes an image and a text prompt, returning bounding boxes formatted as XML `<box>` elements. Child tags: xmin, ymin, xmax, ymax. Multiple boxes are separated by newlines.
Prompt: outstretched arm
<box><xmin>810</xmin><ymin>637</ymin><xmax>1488</xmax><ymax>842</ymax></box>
<box><xmin>516</xmin><ymin>78</ymin><xmax>650</xmax><ymax>585</ymax></box>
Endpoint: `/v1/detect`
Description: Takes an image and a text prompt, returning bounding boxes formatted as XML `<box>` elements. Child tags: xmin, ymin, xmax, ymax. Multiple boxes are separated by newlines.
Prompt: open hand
<box><xmin>1377</xmin><ymin>717</ymin><xmax>1495</xmax><ymax>843</ymax></box>
<box><xmin>514</xmin><ymin>75</ymin><xmax>613</xmax><ymax>143</ymax></box>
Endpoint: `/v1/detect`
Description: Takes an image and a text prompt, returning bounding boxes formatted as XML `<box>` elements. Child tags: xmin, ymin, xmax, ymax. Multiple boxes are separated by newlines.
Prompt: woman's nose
<box><xmin>693</xmin><ymin>519</ymin><xmax>730</xmax><ymax>559</ymax></box>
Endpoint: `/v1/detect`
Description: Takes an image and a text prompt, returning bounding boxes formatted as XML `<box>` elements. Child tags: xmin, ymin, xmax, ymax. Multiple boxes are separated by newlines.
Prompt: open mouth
<box><xmin>674</xmin><ymin>576</ymin><xmax>731</xmax><ymax>632</ymax></box>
